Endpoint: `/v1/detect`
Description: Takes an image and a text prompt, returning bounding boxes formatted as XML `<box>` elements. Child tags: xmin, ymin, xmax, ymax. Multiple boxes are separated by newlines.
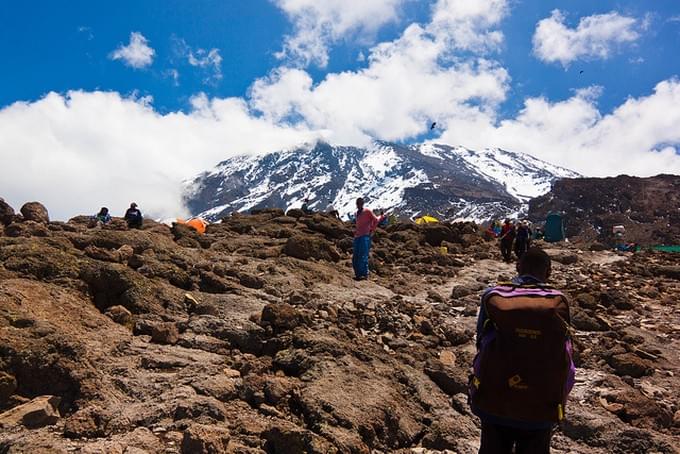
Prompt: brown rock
<box><xmin>261</xmin><ymin>303</ymin><xmax>300</xmax><ymax>331</ymax></box>
<box><xmin>199</xmin><ymin>271</ymin><xmax>238</xmax><ymax>293</ymax></box>
<box><xmin>181</xmin><ymin>423</ymin><xmax>230</xmax><ymax>454</ymax></box>
<box><xmin>20</xmin><ymin>201</ymin><xmax>49</xmax><ymax>224</ymax></box>
<box><xmin>264</xmin><ymin>423</ymin><xmax>338</xmax><ymax>454</ymax></box>
<box><xmin>0</xmin><ymin>372</ymin><xmax>17</xmax><ymax>404</ymax></box>
<box><xmin>0</xmin><ymin>198</ymin><xmax>16</xmax><ymax>225</ymax></box>
<box><xmin>151</xmin><ymin>323</ymin><xmax>179</xmax><ymax>345</ymax></box>
<box><xmin>63</xmin><ymin>406</ymin><xmax>108</xmax><ymax>439</ymax></box>
<box><xmin>285</xmin><ymin>208</ymin><xmax>305</xmax><ymax>218</ymax></box>
<box><xmin>608</xmin><ymin>353</ymin><xmax>653</xmax><ymax>378</ymax></box>
<box><xmin>105</xmin><ymin>305</ymin><xmax>133</xmax><ymax>326</ymax></box>
<box><xmin>194</xmin><ymin>302</ymin><xmax>219</xmax><ymax>316</ymax></box>
<box><xmin>283</xmin><ymin>235</ymin><xmax>341</xmax><ymax>262</ymax></box>
<box><xmin>0</xmin><ymin>395</ymin><xmax>61</xmax><ymax>429</ymax></box>
<box><xmin>116</xmin><ymin>244</ymin><xmax>135</xmax><ymax>262</ymax></box>
<box><xmin>424</xmin><ymin>358</ymin><xmax>468</xmax><ymax>395</ymax></box>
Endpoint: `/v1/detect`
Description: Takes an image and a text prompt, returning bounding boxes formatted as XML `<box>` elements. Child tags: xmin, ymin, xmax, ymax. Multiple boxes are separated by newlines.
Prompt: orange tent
<box><xmin>177</xmin><ymin>217</ymin><xmax>208</xmax><ymax>234</ymax></box>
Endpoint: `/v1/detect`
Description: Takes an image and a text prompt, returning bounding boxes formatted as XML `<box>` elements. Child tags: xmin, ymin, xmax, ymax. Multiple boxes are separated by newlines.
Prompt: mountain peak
<box><xmin>184</xmin><ymin>141</ymin><xmax>579</xmax><ymax>221</ymax></box>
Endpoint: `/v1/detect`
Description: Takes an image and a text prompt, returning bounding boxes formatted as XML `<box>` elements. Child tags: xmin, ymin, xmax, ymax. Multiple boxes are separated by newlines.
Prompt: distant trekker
<box><xmin>94</xmin><ymin>207</ymin><xmax>111</xmax><ymax>225</ymax></box>
<box><xmin>499</xmin><ymin>219</ymin><xmax>516</xmax><ymax>263</ymax></box>
<box><xmin>124</xmin><ymin>203</ymin><xmax>143</xmax><ymax>229</ymax></box>
<box><xmin>469</xmin><ymin>247</ymin><xmax>575</xmax><ymax>454</ymax></box>
<box><xmin>514</xmin><ymin>221</ymin><xmax>530</xmax><ymax>259</ymax></box>
<box><xmin>352</xmin><ymin>197</ymin><xmax>384</xmax><ymax>281</ymax></box>
<box><xmin>301</xmin><ymin>198</ymin><xmax>313</xmax><ymax>215</ymax></box>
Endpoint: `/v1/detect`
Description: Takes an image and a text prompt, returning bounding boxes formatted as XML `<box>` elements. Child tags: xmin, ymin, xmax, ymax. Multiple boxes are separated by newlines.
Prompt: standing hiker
<box><xmin>469</xmin><ymin>247</ymin><xmax>575</xmax><ymax>454</ymax></box>
<box><xmin>352</xmin><ymin>197</ymin><xmax>384</xmax><ymax>281</ymax></box>
<box><xmin>514</xmin><ymin>221</ymin><xmax>530</xmax><ymax>259</ymax></box>
<box><xmin>499</xmin><ymin>219</ymin><xmax>516</xmax><ymax>263</ymax></box>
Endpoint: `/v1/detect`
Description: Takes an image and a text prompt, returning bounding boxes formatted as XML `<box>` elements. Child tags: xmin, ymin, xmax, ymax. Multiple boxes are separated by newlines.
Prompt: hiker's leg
<box><xmin>352</xmin><ymin>237</ymin><xmax>361</xmax><ymax>277</ymax></box>
<box><xmin>479</xmin><ymin>422</ymin><xmax>514</xmax><ymax>454</ymax></box>
<box><xmin>514</xmin><ymin>426</ymin><xmax>552</xmax><ymax>454</ymax></box>
<box><xmin>359</xmin><ymin>236</ymin><xmax>370</xmax><ymax>277</ymax></box>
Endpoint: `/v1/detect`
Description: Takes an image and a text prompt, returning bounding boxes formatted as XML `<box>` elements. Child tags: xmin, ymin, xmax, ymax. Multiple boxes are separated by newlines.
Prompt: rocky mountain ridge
<box><xmin>184</xmin><ymin>141</ymin><xmax>579</xmax><ymax>222</ymax></box>
<box><xmin>529</xmin><ymin>174</ymin><xmax>680</xmax><ymax>246</ymax></box>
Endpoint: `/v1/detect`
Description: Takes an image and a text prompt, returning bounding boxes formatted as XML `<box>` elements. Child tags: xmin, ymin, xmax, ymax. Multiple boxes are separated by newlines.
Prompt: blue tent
<box><xmin>544</xmin><ymin>212</ymin><xmax>565</xmax><ymax>243</ymax></box>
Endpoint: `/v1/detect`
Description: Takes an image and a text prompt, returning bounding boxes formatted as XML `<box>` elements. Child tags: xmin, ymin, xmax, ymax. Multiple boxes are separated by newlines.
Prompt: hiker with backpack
<box><xmin>499</xmin><ymin>219</ymin><xmax>516</xmax><ymax>263</ymax></box>
<box><xmin>352</xmin><ymin>197</ymin><xmax>384</xmax><ymax>281</ymax></box>
<box><xmin>469</xmin><ymin>247</ymin><xmax>575</xmax><ymax>454</ymax></box>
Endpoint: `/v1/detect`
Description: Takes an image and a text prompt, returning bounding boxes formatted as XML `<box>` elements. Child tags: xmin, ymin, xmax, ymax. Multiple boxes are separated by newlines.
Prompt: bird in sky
<box><xmin>430</xmin><ymin>122</ymin><xmax>437</xmax><ymax>130</ymax></box>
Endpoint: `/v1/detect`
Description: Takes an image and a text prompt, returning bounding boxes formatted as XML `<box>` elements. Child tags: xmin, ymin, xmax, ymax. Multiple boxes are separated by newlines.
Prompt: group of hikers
<box><xmin>351</xmin><ymin>198</ymin><xmax>573</xmax><ymax>453</ymax></box>
<box><xmin>487</xmin><ymin>218</ymin><xmax>536</xmax><ymax>263</ymax></box>
<box><xmin>92</xmin><ymin>203</ymin><xmax>143</xmax><ymax>229</ymax></box>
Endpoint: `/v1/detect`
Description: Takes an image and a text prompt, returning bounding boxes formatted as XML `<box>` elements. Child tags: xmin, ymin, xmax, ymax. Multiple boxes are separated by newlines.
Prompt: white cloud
<box><xmin>533</xmin><ymin>10</ymin><xmax>642</xmax><ymax>66</ymax></box>
<box><xmin>252</xmin><ymin>0</ymin><xmax>510</xmax><ymax>143</ymax></box>
<box><xmin>187</xmin><ymin>48</ymin><xmax>222</xmax><ymax>83</ymax></box>
<box><xmin>173</xmin><ymin>39</ymin><xmax>223</xmax><ymax>84</ymax></box>
<box><xmin>429</xmin><ymin>0</ymin><xmax>508</xmax><ymax>52</ymax></box>
<box><xmin>272</xmin><ymin>0</ymin><xmax>407</xmax><ymax>67</ymax></box>
<box><xmin>437</xmin><ymin>79</ymin><xmax>680</xmax><ymax>177</ymax></box>
<box><xmin>0</xmin><ymin>91</ymin><xmax>317</xmax><ymax>220</ymax></box>
<box><xmin>110</xmin><ymin>32</ymin><xmax>155</xmax><ymax>69</ymax></box>
<box><xmin>165</xmin><ymin>69</ymin><xmax>180</xmax><ymax>86</ymax></box>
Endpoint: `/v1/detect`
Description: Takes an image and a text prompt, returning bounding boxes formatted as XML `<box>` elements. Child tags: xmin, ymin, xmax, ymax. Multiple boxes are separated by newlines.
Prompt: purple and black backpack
<box><xmin>469</xmin><ymin>283</ymin><xmax>576</xmax><ymax>423</ymax></box>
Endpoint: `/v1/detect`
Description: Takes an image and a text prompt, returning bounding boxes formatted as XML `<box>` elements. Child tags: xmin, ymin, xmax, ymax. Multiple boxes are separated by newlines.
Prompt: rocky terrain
<box><xmin>529</xmin><ymin>174</ymin><xmax>680</xmax><ymax>246</ymax></box>
<box><xmin>184</xmin><ymin>141</ymin><xmax>578</xmax><ymax>222</ymax></box>
<box><xmin>0</xmin><ymin>197</ymin><xmax>679</xmax><ymax>453</ymax></box>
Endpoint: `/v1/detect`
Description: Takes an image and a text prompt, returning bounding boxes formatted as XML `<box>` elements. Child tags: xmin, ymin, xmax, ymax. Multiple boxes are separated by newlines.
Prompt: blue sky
<box><xmin>2</xmin><ymin>0</ymin><xmax>679</xmax><ymax>115</ymax></box>
<box><xmin>2</xmin><ymin>0</ymin><xmax>680</xmax><ymax>219</ymax></box>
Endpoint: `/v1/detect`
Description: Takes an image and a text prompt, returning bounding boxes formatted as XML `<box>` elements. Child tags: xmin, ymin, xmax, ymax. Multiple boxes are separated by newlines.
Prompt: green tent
<box><xmin>544</xmin><ymin>212</ymin><xmax>565</xmax><ymax>243</ymax></box>
<box><xmin>650</xmin><ymin>245</ymin><xmax>680</xmax><ymax>253</ymax></box>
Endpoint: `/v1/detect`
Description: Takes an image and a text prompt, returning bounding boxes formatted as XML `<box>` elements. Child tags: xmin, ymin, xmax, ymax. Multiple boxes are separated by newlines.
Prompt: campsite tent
<box><xmin>415</xmin><ymin>215</ymin><xmax>439</xmax><ymax>225</ymax></box>
<box><xmin>177</xmin><ymin>218</ymin><xmax>208</xmax><ymax>234</ymax></box>
<box><xmin>543</xmin><ymin>212</ymin><xmax>565</xmax><ymax>243</ymax></box>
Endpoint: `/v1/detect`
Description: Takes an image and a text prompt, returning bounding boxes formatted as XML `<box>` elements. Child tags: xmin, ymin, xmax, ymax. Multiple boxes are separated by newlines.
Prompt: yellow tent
<box><xmin>415</xmin><ymin>215</ymin><xmax>439</xmax><ymax>225</ymax></box>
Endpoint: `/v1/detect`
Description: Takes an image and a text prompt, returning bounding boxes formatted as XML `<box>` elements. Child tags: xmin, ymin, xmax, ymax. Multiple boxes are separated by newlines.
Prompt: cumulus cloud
<box><xmin>173</xmin><ymin>39</ymin><xmax>223</xmax><ymax>84</ymax></box>
<box><xmin>0</xmin><ymin>91</ymin><xmax>317</xmax><ymax>220</ymax></box>
<box><xmin>436</xmin><ymin>79</ymin><xmax>680</xmax><ymax>177</ymax></box>
<box><xmin>429</xmin><ymin>0</ymin><xmax>508</xmax><ymax>52</ymax></box>
<box><xmin>533</xmin><ymin>10</ymin><xmax>642</xmax><ymax>66</ymax></box>
<box><xmin>252</xmin><ymin>0</ymin><xmax>510</xmax><ymax>143</ymax></box>
<box><xmin>110</xmin><ymin>32</ymin><xmax>155</xmax><ymax>69</ymax></box>
<box><xmin>272</xmin><ymin>0</ymin><xmax>407</xmax><ymax>67</ymax></box>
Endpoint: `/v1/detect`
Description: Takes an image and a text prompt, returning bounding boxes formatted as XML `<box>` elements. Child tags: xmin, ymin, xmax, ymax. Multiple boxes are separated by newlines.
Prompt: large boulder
<box><xmin>0</xmin><ymin>395</ymin><xmax>61</xmax><ymax>429</ymax></box>
<box><xmin>283</xmin><ymin>235</ymin><xmax>341</xmax><ymax>262</ymax></box>
<box><xmin>421</xmin><ymin>224</ymin><xmax>460</xmax><ymax>247</ymax></box>
<box><xmin>20</xmin><ymin>202</ymin><xmax>49</xmax><ymax>224</ymax></box>
<box><xmin>181</xmin><ymin>423</ymin><xmax>231</xmax><ymax>454</ymax></box>
<box><xmin>608</xmin><ymin>353</ymin><xmax>653</xmax><ymax>378</ymax></box>
<box><xmin>0</xmin><ymin>198</ymin><xmax>15</xmax><ymax>225</ymax></box>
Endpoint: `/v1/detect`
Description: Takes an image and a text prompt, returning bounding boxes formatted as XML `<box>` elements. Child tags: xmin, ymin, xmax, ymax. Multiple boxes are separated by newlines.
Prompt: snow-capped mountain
<box><xmin>183</xmin><ymin>141</ymin><xmax>580</xmax><ymax>222</ymax></box>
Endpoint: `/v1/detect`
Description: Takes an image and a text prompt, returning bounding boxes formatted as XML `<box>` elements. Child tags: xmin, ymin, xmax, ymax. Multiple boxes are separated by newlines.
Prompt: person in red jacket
<box><xmin>499</xmin><ymin>219</ymin><xmax>516</xmax><ymax>263</ymax></box>
<box><xmin>353</xmin><ymin>197</ymin><xmax>384</xmax><ymax>280</ymax></box>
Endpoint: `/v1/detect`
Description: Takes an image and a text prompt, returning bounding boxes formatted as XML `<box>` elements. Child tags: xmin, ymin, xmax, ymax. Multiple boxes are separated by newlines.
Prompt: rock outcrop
<box><xmin>0</xmin><ymin>202</ymin><xmax>678</xmax><ymax>453</ymax></box>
